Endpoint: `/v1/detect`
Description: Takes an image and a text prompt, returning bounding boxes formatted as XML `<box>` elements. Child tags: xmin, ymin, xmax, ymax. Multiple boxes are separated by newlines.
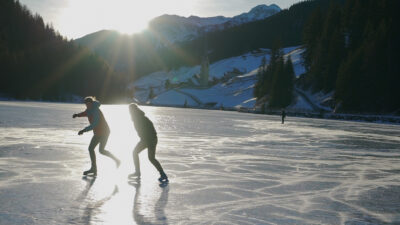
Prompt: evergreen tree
<box><xmin>0</xmin><ymin>0</ymin><xmax>127</xmax><ymax>101</ymax></box>
<box><xmin>306</xmin><ymin>2</ymin><xmax>344</xmax><ymax>92</ymax></box>
<box><xmin>254</xmin><ymin>42</ymin><xmax>289</xmax><ymax>107</ymax></box>
<box><xmin>284</xmin><ymin>56</ymin><xmax>295</xmax><ymax>104</ymax></box>
<box><xmin>302</xmin><ymin>7</ymin><xmax>323</xmax><ymax>73</ymax></box>
<box><xmin>303</xmin><ymin>0</ymin><xmax>400</xmax><ymax>112</ymax></box>
<box><xmin>269</xmin><ymin>56</ymin><xmax>295</xmax><ymax>108</ymax></box>
<box><xmin>269</xmin><ymin>56</ymin><xmax>285</xmax><ymax>108</ymax></box>
<box><xmin>263</xmin><ymin>42</ymin><xmax>283</xmax><ymax>97</ymax></box>
<box><xmin>335</xmin><ymin>47</ymin><xmax>363</xmax><ymax>111</ymax></box>
<box><xmin>254</xmin><ymin>56</ymin><xmax>267</xmax><ymax>98</ymax></box>
<box><xmin>322</xmin><ymin>4</ymin><xmax>345</xmax><ymax>91</ymax></box>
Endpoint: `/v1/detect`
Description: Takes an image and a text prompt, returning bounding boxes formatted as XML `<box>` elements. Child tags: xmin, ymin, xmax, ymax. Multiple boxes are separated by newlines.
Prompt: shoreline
<box><xmin>142</xmin><ymin>103</ymin><xmax>400</xmax><ymax>125</ymax></box>
<box><xmin>1</xmin><ymin>99</ymin><xmax>399</xmax><ymax>125</ymax></box>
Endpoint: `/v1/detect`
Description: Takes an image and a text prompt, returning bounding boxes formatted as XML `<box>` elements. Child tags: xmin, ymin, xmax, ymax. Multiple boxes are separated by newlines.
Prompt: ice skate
<box><xmin>83</xmin><ymin>168</ymin><xmax>97</xmax><ymax>176</ymax></box>
<box><xmin>158</xmin><ymin>172</ymin><xmax>168</xmax><ymax>183</ymax></box>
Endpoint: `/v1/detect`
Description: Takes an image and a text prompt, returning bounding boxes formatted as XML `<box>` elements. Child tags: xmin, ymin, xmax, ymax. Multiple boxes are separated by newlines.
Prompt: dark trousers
<box><xmin>88</xmin><ymin>134</ymin><xmax>118</xmax><ymax>170</ymax></box>
<box><xmin>133</xmin><ymin>137</ymin><xmax>164</xmax><ymax>174</ymax></box>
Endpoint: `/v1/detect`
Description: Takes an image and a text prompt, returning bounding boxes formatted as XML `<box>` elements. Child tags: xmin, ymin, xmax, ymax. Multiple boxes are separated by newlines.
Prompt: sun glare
<box><xmin>99</xmin><ymin>105</ymin><xmax>163</xmax><ymax>178</ymax></box>
<box><xmin>57</xmin><ymin>0</ymin><xmax>194</xmax><ymax>38</ymax></box>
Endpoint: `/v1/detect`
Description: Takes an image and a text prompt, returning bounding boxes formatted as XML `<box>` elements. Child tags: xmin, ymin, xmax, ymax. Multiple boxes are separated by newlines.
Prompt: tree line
<box><xmin>0</xmin><ymin>0</ymin><xmax>128</xmax><ymax>102</ymax></box>
<box><xmin>300</xmin><ymin>0</ymin><xmax>400</xmax><ymax>113</ymax></box>
<box><xmin>254</xmin><ymin>43</ymin><xmax>295</xmax><ymax>109</ymax></box>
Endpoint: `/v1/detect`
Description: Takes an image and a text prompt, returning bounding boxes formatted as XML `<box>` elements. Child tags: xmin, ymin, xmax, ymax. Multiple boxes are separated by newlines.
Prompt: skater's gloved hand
<box><xmin>72</xmin><ymin>113</ymin><xmax>78</xmax><ymax>118</ymax></box>
<box><xmin>78</xmin><ymin>130</ymin><xmax>84</xmax><ymax>135</ymax></box>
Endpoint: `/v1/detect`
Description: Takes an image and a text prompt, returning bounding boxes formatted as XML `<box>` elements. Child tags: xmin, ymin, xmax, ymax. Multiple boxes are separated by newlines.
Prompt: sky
<box><xmin>19</xmin><ymin>0</ymin><xmax>303</xmax><ymax>39</ymax></box>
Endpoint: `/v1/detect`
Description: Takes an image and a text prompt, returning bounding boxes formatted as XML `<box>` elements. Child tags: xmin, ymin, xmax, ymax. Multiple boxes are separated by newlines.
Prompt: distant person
<box><xmin>73</xmin><ymin>96</ymin><xmax>120</xmax><ymax>176</ymax></box>
<box><xmin>128</xmin><ymin>103</ymin><xmax>168</xmax><ymax>182</ymax></box>
<box><xmin>281</xmin><ymin>109</ymin><xmax>286</xmax><ymax>124</ymax></box>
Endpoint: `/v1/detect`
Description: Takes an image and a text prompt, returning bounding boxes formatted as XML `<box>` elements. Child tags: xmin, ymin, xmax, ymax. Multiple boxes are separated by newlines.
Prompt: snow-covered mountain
<box><xmin>227</xmin><ymin>4</ymin><xmax>282</xmax><ymax>26</ymax></box>
<box><xmin>129</xmin><ymin>46</ymin><xmax>333</xmax><ymax>113</ymax></box>
<box><xmin>148</xmin><ymin>4</ymin><xmax>281</xmax><ymax>44</ymax></box>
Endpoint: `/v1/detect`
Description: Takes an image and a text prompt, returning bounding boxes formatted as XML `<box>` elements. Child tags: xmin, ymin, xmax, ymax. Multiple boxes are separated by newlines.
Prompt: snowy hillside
<box><xmin>129</xmin><ymin>46</ymin><xmax>325</xmax><ymax>112</ymax></box>
<box><xmin>227</xmin><ymin>4</ymin><xmax>282</xmax><ymax>26</ymax></box>
<box><xmin>148</xmin><ymin>4</ymin><xmax>281</xmax><ymax>44</ymax></box>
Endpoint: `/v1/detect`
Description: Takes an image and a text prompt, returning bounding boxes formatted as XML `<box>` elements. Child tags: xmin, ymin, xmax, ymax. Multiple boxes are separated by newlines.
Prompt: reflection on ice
<box><xmin>70</xmin><ymin>175</ymin><xmax>169</xmax><ymax>225</ymax></box>
<box><xmin>130</xmin><ymin>179</ymin><xmax>169</xmax><ymax>225</ymax></box>
<box><xmin>0</xmin><ymin>101</ymin><xmax>400</xmax><ymax>224</ymax></box>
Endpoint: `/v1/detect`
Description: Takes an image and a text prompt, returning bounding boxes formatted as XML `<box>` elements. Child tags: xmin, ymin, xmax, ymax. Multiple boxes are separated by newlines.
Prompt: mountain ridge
<box><xmin>74</xmin><ymin>0</ymin><xmax>327</xmax><ymax>79</ymax></box>
<box><xmin>75</xmin><ymin>4</ymin><xmax>281</xmax><ymax>43</ymax></box>
<box><xmin>147</xmin><ymin>4</ymin><xmax>281</xmax><ymax>43</ymax></box>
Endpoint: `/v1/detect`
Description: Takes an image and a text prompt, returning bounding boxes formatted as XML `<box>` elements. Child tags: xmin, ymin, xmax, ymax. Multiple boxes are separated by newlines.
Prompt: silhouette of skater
<box><xmin>128</xmin><ymin>103</ymin><xmax>168</xmax><ymax>182</ymax></box>
<box><xmin>73</xmin><ymin>96</ymin><xmax>120</xmax><ymax>175</ymax></box>
<box><xmin>281</xmin><ymin>109</ymin><xmax>286</xmax><ymax>124</ymax></box>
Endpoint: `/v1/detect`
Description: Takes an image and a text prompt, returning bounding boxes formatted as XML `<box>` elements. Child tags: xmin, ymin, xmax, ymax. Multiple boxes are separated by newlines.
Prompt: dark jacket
<box><xmin>131</xmin><ymin>109</ymin><xmax>157</xmax><ymax>141</ymax></box>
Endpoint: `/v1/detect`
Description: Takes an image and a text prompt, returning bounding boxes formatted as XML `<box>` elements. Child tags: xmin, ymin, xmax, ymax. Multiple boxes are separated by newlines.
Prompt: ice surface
<box><xmin>0</xmin><ymin>101</ymin><xmax>400</xmax><ymax>224</ymax></box>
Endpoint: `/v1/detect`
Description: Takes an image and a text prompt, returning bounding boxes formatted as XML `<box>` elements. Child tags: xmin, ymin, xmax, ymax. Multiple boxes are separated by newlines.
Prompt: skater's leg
<box><xmin>147</xmin><ymin>143</ymin><xmax>164</xmax><ymax>173</ymax></box>
<box><xmin>98</xmin><ymin>135</ymin><xmax>120</xmax><ymax>167</ymax></box>
<box><xmin>147</xmin><ymin>139</ymin><xmax>167</xmax><ymax>181</ymax></box>
<box><xmin>85</xmin><ymin>136</ymin><xmax>99</xmax><ymax>174</ymax></box>
<box><xmin>132</xmin><ymin>141</ymin><xmax>146</xmax><ymax>175</ymax></box>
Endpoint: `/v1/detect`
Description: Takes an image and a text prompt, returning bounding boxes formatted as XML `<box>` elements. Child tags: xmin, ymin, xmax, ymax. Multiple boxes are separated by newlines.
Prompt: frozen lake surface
<box><xmin>0</xmin><ymin>101</ymin><xmax>400</xmax><ymax>225</ymax></box>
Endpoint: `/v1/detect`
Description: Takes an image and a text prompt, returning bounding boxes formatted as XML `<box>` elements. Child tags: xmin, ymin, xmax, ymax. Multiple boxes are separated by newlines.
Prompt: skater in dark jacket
<box><xmin>129</xmin><ymin>103</ymin><xmax>168</xmax><ymax>182</ymax></box>
<box><xmin>281</xmin><ymin>109</ymin><xmax>286</xmax><ymax>124</ymax></box>
<box><xmin>73</xmin><ymin>96</ymin><xmax>120</xmax><ymax>175</ymax></box>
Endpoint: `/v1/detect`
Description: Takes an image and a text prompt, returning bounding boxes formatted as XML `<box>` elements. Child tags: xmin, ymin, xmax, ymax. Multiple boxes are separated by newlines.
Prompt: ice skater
<box><xmin>281</xmin><ymin>108</ymin><xmax>286</xmax><ymax>124</ymax></box>
<box><xmin>128</xmin><ymin>103</ymin><xmax>168</xmax><ymax>182</ymax></box>
<box><xmin>73</xmin><ymin>96</ymin><xmax>120</xmax><ymax>176</ymax></box>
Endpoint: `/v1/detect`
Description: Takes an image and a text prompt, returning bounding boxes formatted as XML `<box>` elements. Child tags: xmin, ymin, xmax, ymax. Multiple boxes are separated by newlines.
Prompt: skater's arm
<box><xmin>73</xmin><ymin>101</ymin><xmax>100</xmax><ymax>118</ymax></box>
<box><xmin>73</xmin><ymin>111</ymin><xmax>87</xmax><ymax>118</ymax></box>
<box><xmin>81</xmin><ymin>109</ymin><xmax>100</xmax><ymax>132</ymax></box>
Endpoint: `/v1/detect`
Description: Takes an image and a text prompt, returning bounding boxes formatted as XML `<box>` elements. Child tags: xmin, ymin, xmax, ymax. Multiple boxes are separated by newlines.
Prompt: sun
<box><xmin>103</xmin><ymin>0</ymin><xmax>151</xmax><ymax>34</ymax></box>
<box><xmin>58</xmin><ymin>0</ymin><xmax>153</xmax><ymax>38</ymax></box>
<box><xmin>57</xmin><ymin>0</ymin><xmax>194</xmax><ymax>39</ymax></box>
